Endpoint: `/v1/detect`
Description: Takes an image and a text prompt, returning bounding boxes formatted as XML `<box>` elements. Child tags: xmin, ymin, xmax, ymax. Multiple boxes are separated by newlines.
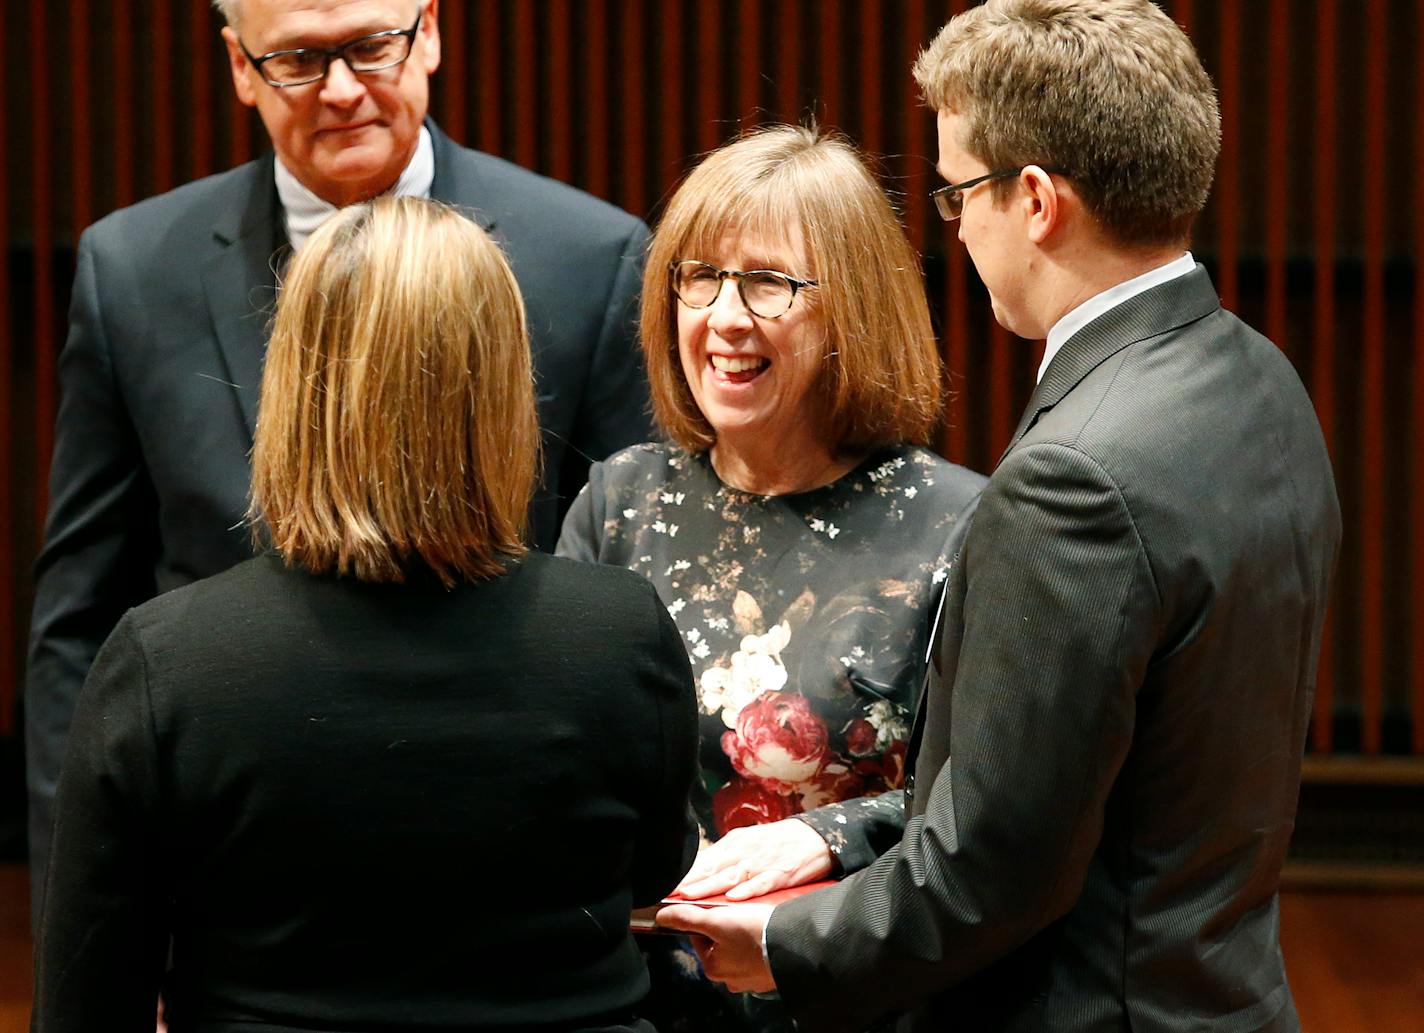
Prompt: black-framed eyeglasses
<box><xmin>670</xmin><ymin>260</ymin><xmax>818</xmax><ymax>319</ymax></box>
<box><xmin>240</xmin><ymin>10</ymin><xmax>423</xmax><ymax>88</ymax></box>
<box><xmin>930</xmin><ymin>165</ymin><xmax>1072</xmax><ymax>221</ymax></box>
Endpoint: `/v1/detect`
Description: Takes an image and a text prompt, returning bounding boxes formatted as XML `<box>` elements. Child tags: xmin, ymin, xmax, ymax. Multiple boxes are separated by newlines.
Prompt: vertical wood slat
<box><xmin>903</xmin><ymin>0</ymin><xmax>928</xmax><ymax>258</ymax></box>
<box><xmin>1359</xmin><ymin>0</ymin><xmax>1387</xmax><ymax>755</ymax></box>
<box><xmin>1264</xmin><ymin>0</ymin><xmax>1288</xmax><ymax>351</ymax></box>
<box><xmin>1215</xmin><ymin>1</ymin><xmax>1240</xmax><ymax>311</ymax></box>
<box><xmin>29</xmin><ymin>0</ymin><xmax>56</xmax><ymax>536</ymax></box>
<box><xmin>859</xmin><ymin>0</ymin><xmax>884</xmax><ymax>155</ymax></box>
<box><xmin>547</xmin><ymin>0</ymin><xmax>572</xmax><ymax>183</ymax></box>
<box><xmin>439</xmin><ymin>0</ymin><xmax>468</xmax><ymax>143</ymax></box>
<box><xmin>70</xmin><ymin>0</ymin><xmax>94</xmax><ymax>236</ymax></box>
<box><xmin>0</xmin><ymin>4</ymin><xmax>11</xmax><ymax>738</ymax></box>
<box><xmin>151</xmin><ymin>1</ymin><xmax>176</xmax><ymax>195</ymax></box>
<box><xmin>818</xmin><ymin>4</ymin><xmax>840</xmax><ymax>127</ymax></box>
<box><xmin>1310</xmin><ymin>0</ymin><xmax>1338</xmax><ymax>752</ymax></box>
<box><xmin>1414</xmin><ymin>0</ymin><xmax>1424</xmax><ymax>757</ymax></box>
<box><xmin>113</xmin><ymin>0</ymin><xmax>139</xmax><ymax>205</ymax></box>
<box><xmin>190</xmin><ymin>0</ymin><xmax>216</xmax><ymax>181</ymax></box>
<box><xmin>657</xmin><ymin>4</ymin><xmax>683</xmax><ymax>183</ymax></box>
<box><xmin>941</xmin><ymin>0</ymin><xmax>971</xmax><ymax>468</ymax></box>
<box><xmin>1173</xmin><ymin>0</ymin><xmax>1194</xmax><ymax>35</ymax></box>
<box><xmin>695</xmin><ymin>1</ymin><xmax>720</xmax><ymax>155</ymax></box>
<box><xmin>737</xmin><ymin>0</ymin><xmax>760</xmax><ymax>124</ymax></box>
<box><xmin>477</xmin><ymin>0</ymin><xmax>501</xmax><ymax>156</ymax></box>
<box><xmin>584</xmin><ymin>0</ymin><xmax>610</xmax><ymax>199</ymax></box>
<box><xmin>776</xmin><ymin>0</ymin><xmax>800</xmax><ymax>122</ymax></box>
<box><xmin>619</xmin><ymin>3</ymin><xmax>646</xmax><ymax>215</ymax></box>
<box><xmin>513</xmin><ymin>2</ymin><xmax>537</xmax><ymax>172</ymax></box>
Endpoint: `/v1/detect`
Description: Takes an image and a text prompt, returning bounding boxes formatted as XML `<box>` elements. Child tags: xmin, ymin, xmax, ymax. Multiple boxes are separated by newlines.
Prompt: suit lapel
<box><xmin>997</xmin><ymin>265</ymin><xmax>1221</xmax><ymax>467</ymax></box>
<box><xmin>427</xmin><ymin>121</ymin><xmax>497</xmax><ymax>233</ymax></box>
<box><xmin>202</xmin><ymin>155</ymin><xmax>286</xmax><ymax>442</ymax></box>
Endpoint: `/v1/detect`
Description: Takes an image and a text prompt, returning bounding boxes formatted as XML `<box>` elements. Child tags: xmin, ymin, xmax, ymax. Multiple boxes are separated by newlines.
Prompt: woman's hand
<box><xmin>675</xmin><ymin>818</ymin><xmax>834</xmax><ymax>900</ymax></box>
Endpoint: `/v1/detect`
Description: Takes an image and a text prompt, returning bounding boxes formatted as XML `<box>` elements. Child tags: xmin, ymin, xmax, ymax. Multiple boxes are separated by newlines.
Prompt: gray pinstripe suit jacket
<box><xmin>767</xmin><ymin>266</ymin><xmax>1341</xmax><ymax>1033</ymax></box>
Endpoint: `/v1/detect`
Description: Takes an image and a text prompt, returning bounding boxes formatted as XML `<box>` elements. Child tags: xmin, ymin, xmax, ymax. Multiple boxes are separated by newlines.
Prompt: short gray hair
<box><xmin>211</xmin><ymin>0</ymin><xmax>239</xmax><ymax>28</ymax></box>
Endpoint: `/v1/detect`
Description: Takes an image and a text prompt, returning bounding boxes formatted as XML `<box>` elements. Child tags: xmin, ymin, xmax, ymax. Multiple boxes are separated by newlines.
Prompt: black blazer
<box><xmin>766</xmin><ymin>268</ymin><xmax>1341</xmax><ymax>1033</ymax></box>
<box><xmin>26</xmin><ymin>123</ymin><xmax>654</xmax><ymax>909</ymax></box>
<box><xmin>33</xmin><ymin>551</ymin><xmax>698</xmax><ymax>1033</ymax></box>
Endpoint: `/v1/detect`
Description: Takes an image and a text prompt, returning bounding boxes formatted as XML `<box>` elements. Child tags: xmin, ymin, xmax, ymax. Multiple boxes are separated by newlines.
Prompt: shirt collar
<box><xmin>274</xmin><ymin>125</ymin><xmax>435</xmax><ymax>250</ymax></box>
<box><xmin>1037</xmin><ymin>251</ymin><xmax>1196</xmax><ymax>383</ymax></box>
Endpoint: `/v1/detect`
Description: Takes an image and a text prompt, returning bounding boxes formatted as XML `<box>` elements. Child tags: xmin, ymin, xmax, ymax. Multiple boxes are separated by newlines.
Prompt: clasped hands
<box><xmin>655</xmin><ymin>817</ymin><xmax>833</xmax><ymax>994</ymax></box>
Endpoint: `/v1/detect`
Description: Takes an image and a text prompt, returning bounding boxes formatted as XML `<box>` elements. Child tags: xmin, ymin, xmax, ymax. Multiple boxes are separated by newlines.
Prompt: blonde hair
<box><xmin>249</xmin><ymin>196</ymin><xmax>538</xmax><ymax>585</ymax></box>
<box><xmin>914</xmin><ymin>0</ymin><xmax>1220</xmax><ymax>248</ymax></box>
<box><xmin>642</xmin><ymin>125</ymin><xmax>941</xmax><ymax>454</ymax></box>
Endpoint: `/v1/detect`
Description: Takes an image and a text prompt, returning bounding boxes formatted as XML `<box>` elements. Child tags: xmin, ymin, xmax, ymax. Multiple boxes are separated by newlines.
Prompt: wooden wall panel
<box><xmin>1</xmin><ymin>0</ymin><xmax>1421</xmax><ymax>766</ymax></box>
<box><xmin>1415</xmin><ymin>0</ymin><xmax>1424</xmax><ymax>757</ymax></box>
<box><xmin>0</xmin><ymin>5</ymin><xmax>10</xmax><ymax>741</ymax></box>
<box><xmin>1311</xmin><ymin>0</ymin><xmax>1340</xmax><ymax>751</ymax></box>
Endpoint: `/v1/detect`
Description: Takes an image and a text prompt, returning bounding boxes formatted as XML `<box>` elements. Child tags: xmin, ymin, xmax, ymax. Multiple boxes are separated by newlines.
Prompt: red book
<box><xmin>629</xmin><ymin>880</ymin><xmax>838</xmax><ymax>934</ymax></box>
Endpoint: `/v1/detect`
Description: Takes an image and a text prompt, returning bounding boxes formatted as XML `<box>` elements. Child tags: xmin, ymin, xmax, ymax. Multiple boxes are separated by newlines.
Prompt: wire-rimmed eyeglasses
<box><xmin>669</xmin><ymin>260</ymin><xmax>819</xmax><ymax>320</ymax></box>
<box><xmin>239</xmin><ymin>10</ymin><xmax>423</xmax><ymax>88</ymax></box>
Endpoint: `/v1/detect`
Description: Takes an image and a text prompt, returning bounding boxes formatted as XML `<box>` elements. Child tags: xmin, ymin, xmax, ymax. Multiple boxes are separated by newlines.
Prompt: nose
<box><xmin>319</xmin><ymin>57</ymin><xmax>368</xmax><ymax>106</ymax></box>
<box><xmin>705</xmin><ymin>277</ymin><xmax>754</xmax><ymax>335</ymax></box>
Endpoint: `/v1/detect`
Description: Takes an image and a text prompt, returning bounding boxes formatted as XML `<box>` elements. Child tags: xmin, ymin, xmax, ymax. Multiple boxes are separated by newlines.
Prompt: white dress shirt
<box><xmin>1037</xmin><ymin>251</ymin><xmax>1196</xmax><ymax>383</ymax></box>
<box><xmin>274</xmin><ymin>126</ymin><xmax>435</xmax><ymax>250</ymax></box>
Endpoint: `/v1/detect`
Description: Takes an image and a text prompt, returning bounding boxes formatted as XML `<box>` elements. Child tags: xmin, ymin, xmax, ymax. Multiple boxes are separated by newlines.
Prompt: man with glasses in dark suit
<box><xmin>661</xmin><ymin>3</ymin><xmax>1340</xmax><ymax>1032</ymax></box>
<box><xmin>26</xmin><ymin>0</ymin><xmax>652</xmax><ymax>916</ymax></box>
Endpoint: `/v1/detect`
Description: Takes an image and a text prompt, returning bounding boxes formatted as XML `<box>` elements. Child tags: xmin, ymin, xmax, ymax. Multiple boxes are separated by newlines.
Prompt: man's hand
<box><xmin>656</xmin><ymin>903</ymin><xmax>776</xmax><ymax>994</ymax></box>
<box><xmin>675</xmin><ymin>818</ymin><xmax>833</xmax><ymax>900</ymax></box>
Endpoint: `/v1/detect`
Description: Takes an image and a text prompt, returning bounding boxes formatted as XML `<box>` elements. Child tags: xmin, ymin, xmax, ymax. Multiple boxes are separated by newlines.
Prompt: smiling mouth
<box><xmin>710</xmin><ymin>355</ymin><xmax>769</xmax><ymax>375</ymax></box>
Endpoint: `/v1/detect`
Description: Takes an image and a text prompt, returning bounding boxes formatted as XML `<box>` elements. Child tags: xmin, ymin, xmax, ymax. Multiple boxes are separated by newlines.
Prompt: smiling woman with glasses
<box><xmin>557</xmin><ymin>125</ymin><xmax>986</xmax><ymax>1033</ymax></box>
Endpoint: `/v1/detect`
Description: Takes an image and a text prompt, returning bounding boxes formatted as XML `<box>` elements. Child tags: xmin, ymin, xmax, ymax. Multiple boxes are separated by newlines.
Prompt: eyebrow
<box><xmin>265</xmin><ymin>18</ymin><xmax>400</xmax><ymax>52</ymax></box>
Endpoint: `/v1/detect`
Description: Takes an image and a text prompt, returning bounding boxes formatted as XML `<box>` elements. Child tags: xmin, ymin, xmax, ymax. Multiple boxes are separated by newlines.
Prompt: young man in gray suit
<box><xmin>26</xmin><ymin>0</ymin><xmax>652</xmax><ymax>915</ymax></box>
<box><xmin>661</xmin><ymin>3</ymin><xmax>1341</xmax><ymax>1031</ymax></box>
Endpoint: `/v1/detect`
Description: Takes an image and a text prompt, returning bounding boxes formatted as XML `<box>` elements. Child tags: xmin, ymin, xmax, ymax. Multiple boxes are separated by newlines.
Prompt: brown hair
<box><xmin>914</xmin><ymin>0</ymin><xmax>1220</xmax><ymax>248</ymax></box>
<box><xmin>642</xmin><ymin>124</ymin><xmax>942</xmax><ymax>454</ymax></box>
<box><xmin>249</xmin><ymin>196</ymin><xmax>538</xmax><ymax>585</ymax></box>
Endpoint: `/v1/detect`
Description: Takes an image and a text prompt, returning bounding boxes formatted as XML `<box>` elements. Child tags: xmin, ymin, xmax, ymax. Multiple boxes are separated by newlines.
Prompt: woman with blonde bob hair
<box><xmin>34</xmin><ymin>196</ymin><xmax>698</xmax><ymax>1033</ymax></box>
<box><xmin>558</xmin><ymin>126</ymin><xmax>985</xmax><ymax>1033</ymax></box>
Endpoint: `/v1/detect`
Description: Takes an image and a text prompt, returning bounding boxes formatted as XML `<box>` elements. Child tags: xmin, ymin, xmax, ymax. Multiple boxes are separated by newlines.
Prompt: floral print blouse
<box><xmin>557</xmin><ymin>442</ymin><xmax>984</xmax><ymax>855</ymax></box>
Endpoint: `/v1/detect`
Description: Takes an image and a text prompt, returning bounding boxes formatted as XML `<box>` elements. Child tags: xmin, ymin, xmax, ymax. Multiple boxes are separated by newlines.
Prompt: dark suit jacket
<box><xmin>33</xmin><ymin>551</ymin><xmax>698</xmax><ymax>1033</ymax></box>
<box><xmin>26</xmin><ymin>123</ymin><xmax>653</xmax><ymax>910</ymax></box>
<box><xmin>766</xmin><ymin>267</ymin><xmax>1341</xmax><ymax>1033</ymax></box>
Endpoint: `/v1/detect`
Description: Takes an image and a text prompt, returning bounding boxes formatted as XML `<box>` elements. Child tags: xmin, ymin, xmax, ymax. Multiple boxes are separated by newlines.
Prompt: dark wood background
<box><xmin>2</xmin><ymin>0</ymin><xmax>1422</xmax><ymax>851</ymax></box>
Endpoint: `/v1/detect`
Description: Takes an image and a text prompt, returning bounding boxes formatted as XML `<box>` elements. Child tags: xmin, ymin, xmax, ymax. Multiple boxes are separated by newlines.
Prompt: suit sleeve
<box><xmin>630</xmin><ymin>581</ymin><xmax>701</xmax><ymax>906</ymax></box>
<box><xmin>32</xmin><ymin>613</ymin><xmax>170</xmax><ymax>1033</ymax></box>
<box><xmin>767</xmin><ymin>443</ymin><xmax>1159</xmax><ymax>1033</ymax></box>
<box><xmin>25</xmin><ymin>230</ymin><xmax>161</xmax><ymax>916</ymax></box>
<box><xmin>555</xmin><ymin>221</ymin><xmax>654</xmax><ymax>508</ymax></box>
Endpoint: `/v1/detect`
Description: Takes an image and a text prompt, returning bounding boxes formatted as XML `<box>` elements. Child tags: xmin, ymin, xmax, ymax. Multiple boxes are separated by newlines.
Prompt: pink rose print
<box><xmin>712</xmin><ymin>777</ymin><xmax>800</xmax><ymax>836</ymax></box>
<box><xmin>843</xmin><ymin>717</ymin><xmax>878</xmax><ymax>757</ymax></box>
<box><xmin>721</xmin><ymin>690</ymin><xmax>830</xmax><ymax>794</ymax></box>
<box><xmin>797</xmin><ymin>761</ymin><xmax>867</xmax><ymax>810</ymax></box>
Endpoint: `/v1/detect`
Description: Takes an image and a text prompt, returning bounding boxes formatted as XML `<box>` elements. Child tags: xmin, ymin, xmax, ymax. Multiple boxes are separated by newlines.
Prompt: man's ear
<box><xmin>1020</xmin><ymin>165</ymin><xmax>1062</xmax><ymax>245</ymax></box>
<box><xmin>419</xmin><ymin>0</ymin><xmax>442</xmax><ymax>74</ymax></box>
<box><xmin>221</xmin><ymin>26</ymin><xmax>259</xmax><ymax>109</ymax></box>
